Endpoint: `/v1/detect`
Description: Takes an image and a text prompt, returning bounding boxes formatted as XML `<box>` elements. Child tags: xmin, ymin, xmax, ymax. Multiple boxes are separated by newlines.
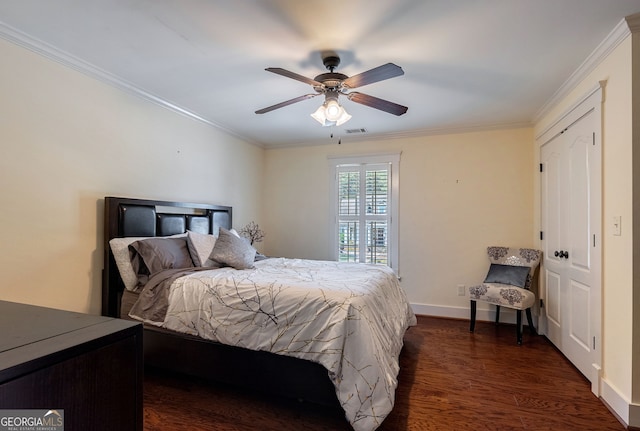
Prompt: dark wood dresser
<box><xmin>0</xmin><ymin>301</ymin><xmax>143</xmax><ymax>431</ymax></box>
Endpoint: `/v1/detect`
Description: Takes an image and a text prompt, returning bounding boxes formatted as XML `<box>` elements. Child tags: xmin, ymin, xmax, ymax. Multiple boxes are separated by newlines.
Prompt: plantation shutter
<box><xmin>337</xmin><ymin>163</ymin><xmax>390</xmax><ymax>266</ymax></box>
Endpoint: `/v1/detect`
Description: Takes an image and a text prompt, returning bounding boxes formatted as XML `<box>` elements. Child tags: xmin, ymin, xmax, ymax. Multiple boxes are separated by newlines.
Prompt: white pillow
<box><xmin>109</xmin><ymin>233</ymin><xmax>185</xmax><ymax>291</ymax></box>
<box><xmin>186</xmin><ymin>230</ymin><xmax>218</xmax><ymax>267</ymax></box>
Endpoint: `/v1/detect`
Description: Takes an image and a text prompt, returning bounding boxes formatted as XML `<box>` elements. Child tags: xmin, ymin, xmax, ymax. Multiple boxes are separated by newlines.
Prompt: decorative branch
<box><xmin>238</xmin><ymin>221</ymin><xmax>264</xmax><ymax>245</ymax></box>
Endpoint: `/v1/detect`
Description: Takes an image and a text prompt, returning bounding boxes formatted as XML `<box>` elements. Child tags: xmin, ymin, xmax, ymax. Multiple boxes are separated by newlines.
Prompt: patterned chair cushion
<box><xmin>486</xmin><ymin>246</ymin><xmax>541</xmax><ymax>290</ymax></box>
<box><xmin>469</xmin><ymin>283</ymin><xmax>536</xmax><ymax>310</ymax></box>
<box><xmin>469</xmin><ymin>246</ymin><xmax>542</xmax><ymax>310</ymax></box>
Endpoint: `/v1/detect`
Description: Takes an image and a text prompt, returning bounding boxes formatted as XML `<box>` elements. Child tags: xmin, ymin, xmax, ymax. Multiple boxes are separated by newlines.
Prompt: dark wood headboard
<box><xmin>102</xmin><ymin>197</ymin><xmax>232</xmax><ymax>318</ymax></box>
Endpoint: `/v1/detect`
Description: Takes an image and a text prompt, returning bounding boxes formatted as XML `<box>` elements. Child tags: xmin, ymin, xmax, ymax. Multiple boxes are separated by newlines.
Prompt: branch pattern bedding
<box><xmin>128</xmin><ymin>256</ymin><xmax>416</xmax><ymax>431</ymax></box>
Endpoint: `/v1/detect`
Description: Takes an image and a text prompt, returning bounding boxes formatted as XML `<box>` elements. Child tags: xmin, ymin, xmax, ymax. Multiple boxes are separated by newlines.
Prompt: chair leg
<box><xmin>516</xmin><ymin>310</ymin><xmax>523</xmax><ymax>345</ymax></box>
<box><xmin>526</xmin><ymin>308</ymin><xmax>536</xmax><ymax>334</ymax></box>
<box><xmin>495</xmin><ymin>305</ymin><xmax>501</xmax><ymax>325</ymax></box>
<box><xmin>470</xmin><ymin>300</ymin><xmax>476</xmax><ymax>332</ymax></box>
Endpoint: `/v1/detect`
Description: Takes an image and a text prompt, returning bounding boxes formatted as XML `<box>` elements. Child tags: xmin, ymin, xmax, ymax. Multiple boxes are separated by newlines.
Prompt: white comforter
<box><xmin>131</xmin><ymin>258</ymin><xmax>416</xmax><ymax>431</ymax></box>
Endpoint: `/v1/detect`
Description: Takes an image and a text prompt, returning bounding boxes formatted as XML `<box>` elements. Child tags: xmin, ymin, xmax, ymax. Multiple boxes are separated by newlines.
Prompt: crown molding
<box><xmin>267</xmin><ymin>121</ymin><xmax>533</xmax><ymax>149</ymax></box>
<box><xmin>345</xmin><ymin>121</ymin><xmax>533</xmax><ymax>143</ymax></box>
<box><xmin>625</xmin><ymin>12</ymin><xmax>640</xmax><ymax>33</ymax></box>
<box><xmin>0</xmin><ymin>20</ymin><xmax>259</xmax><ymax>146</ymax></box>
<box><xmin>533</xmin><ymin>18</ymin><xmax>631</xmax><ymax>123</ymax></box>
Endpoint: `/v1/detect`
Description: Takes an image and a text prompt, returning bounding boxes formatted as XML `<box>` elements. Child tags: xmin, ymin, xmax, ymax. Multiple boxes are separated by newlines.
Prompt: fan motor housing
<box><xmin>314</xmin><ymin>72</ymin><xmax>348</xmax><ymax>89</ymax></box>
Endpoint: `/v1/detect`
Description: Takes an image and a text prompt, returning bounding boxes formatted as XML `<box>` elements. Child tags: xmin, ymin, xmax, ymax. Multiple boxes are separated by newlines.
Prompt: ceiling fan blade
<box><xmin>347</xmin><ymin>92</ymin><xmax>408</xmax><ymax>116</ymax></box>
<box><xmin>255</xmin><ymin>93</ymin><xmax>320</xmax><ymax>114</ymax></box>
<box><xmin>265</xmin><ymin>67</ymin><xmax>323</xmax><ymax>87</ymax></box>
<box><xmin>342</xmin><ymin>63</ymin><xmax>404</xmax><ymax>89</ymax></box>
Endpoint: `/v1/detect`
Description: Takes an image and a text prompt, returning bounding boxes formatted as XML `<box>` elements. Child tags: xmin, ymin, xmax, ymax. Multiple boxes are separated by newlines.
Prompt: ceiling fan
<box><xmin>255</xmin><ymin>53</ymin><xmax>408</xmax><ymax>126</ymax></box>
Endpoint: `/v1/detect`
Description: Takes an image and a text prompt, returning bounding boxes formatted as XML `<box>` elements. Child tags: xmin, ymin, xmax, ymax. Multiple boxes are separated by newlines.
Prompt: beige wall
<box><xmin>263</xmin><ymin>128</ymin><xmax>534</xmax><ymax>317</ymax></box>
<box><xmin>0</xmin><ymin>38</ymin><xmax>264</xmax><ymax>314</ymax></box>
<box><xmin>534</xmin><ymin>35</ymin><xmax>635</xmax><ymax>420</ymax></box>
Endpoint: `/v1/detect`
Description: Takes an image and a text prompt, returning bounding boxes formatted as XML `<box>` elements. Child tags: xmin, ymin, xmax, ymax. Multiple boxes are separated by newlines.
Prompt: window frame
<box><xmin>328</xmin><ymin>152</ymin><xmax>400</xmax><ymax>274</ymax></box>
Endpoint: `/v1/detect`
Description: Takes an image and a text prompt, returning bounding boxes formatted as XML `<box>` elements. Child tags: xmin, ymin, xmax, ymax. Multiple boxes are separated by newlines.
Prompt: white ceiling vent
<box><xmin>344</xmin><ymin>128</ymin><xmax>367</xmax><ymax>134</ymax></box>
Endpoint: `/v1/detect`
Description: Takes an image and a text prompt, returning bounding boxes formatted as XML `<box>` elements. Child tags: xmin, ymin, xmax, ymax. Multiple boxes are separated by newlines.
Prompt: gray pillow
<box><xmin>209</xmin><ymin>227</ymin><xmax>256</xmax><ymax>270</ymax></box>
<box><xmin>129</xmin><ymin>237</ymin><xmax>194</xmax><ymax>287</ymax></box>
<box><xmin>110</xmin><ymin>233</ymin><xmax>186</xmax><ymax>291</ymax></box>
<box><xmin>484</xmin><ymin>264</ymin><xmax>529</xmax><ymax>288</ymax></box>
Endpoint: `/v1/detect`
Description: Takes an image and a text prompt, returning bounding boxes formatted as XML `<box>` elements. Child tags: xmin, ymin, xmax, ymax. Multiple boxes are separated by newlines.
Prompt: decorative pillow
<box><xmin>484</xmin><ymin>264</ymin><xmax>530</xmax><ymax>288</ymax></box>
<box><xmin>109</xmin><ymin>234</ymin><xmax>185</xmax><ymax>291</ymax></box>
<box><xmin>129</xmin><ymin>237</ymin><xmax>194</xmax><ymax>287</ymax></box>
<box><xmin>186</xmin><ymin>230</ymin><xmax>218</xmax><ymax>267</ymax></box>
<box><xmin>110</xmin><ymin>237</ymin><xmax>150</xmax><ymax>291</ymax></box>
<box><xmin>209</xmin><ymin>227</ymin><xmax>256</xmax><ymax>270</ymax></box>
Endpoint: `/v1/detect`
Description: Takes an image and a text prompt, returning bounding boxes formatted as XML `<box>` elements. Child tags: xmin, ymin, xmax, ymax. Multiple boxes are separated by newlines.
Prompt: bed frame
<box><xmin>102</xmin><ymin>197</ymin><xmax>338</xmax><ymax>406</ymax></box>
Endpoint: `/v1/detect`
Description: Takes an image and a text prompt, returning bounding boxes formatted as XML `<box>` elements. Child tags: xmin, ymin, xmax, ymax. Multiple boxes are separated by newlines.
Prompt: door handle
<box><xmin>554</xmin><ymin>250</ymin><xmax>569</xmax><ymax>259</ymax></box>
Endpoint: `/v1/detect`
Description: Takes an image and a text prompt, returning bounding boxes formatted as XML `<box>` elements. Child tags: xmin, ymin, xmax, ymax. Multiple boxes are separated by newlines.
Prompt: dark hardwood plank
<box><xmin>144</xmin><ymin>316</ymin><xmax>625</xmax><ymax>430</ymax></box>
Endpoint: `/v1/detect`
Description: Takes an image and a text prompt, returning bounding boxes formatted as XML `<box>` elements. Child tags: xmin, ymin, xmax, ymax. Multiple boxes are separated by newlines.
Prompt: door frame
<box><xmin>536</xmin><ymin>81</ymin><xmax>603</xmax><ymax>395</ymax></box>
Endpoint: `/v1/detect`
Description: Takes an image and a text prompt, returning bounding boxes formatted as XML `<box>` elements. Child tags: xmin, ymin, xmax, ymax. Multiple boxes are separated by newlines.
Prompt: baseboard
<box><xmin>578</xmin><ymin>369</ymin><xmax>640</xmax><ymax>429</ymax></box>
<box><xmin>410</xmin><ymin>302</ymin><xmax>523</xmax><ymax>325</ymax></box>
<box><xmin>629</xmin><ymin>397</ymin><xmax>640</xmax><ymax>429</ymax></box>
<box><xmin>601</xmin><ymin>379</ymin><xmax>632</xmax><ymax>427</ymax></box>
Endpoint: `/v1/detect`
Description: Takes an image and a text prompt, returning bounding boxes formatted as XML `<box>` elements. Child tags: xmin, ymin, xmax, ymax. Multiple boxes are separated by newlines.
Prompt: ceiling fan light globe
<box><xmin>335</xmin><ymin>110</ymin><xmax>352</xmax><ymax>126</ymax></box>
<box><xmin>324</xmin><ymin>100</ymin><xmax>342</xmax><ymax>121</ymax></box>
<box><xmin>311</xmin><ymin>105</ymin><xmax>327</xmax><ymax>125</ymax></box>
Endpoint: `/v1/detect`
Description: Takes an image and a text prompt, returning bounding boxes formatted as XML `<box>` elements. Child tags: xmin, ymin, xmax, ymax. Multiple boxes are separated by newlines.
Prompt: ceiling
<box><xmin>1</xmin><ymin>1</ymin><xmax>639</xmax><ymax>148</ymax></box>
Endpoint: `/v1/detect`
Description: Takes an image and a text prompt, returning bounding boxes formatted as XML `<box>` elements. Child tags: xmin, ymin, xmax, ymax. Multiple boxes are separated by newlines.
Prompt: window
<box><xmin>330</xmin><ymin>153</ymin><xmax>399</xmax><ymax>273</ymax></box>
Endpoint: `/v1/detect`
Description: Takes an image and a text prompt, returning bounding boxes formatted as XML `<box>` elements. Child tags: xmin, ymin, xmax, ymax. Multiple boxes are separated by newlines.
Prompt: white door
<box><xmin>540</xmin><ymin>102</ymin><xmax>601</xmax><ymax>394</ymax></box>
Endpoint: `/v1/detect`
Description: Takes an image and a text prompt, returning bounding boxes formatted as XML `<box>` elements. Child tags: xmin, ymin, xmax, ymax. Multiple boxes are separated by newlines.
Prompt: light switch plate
<box><xmin>613</xmin><ymin>216</ymin><xmax>621</xmax><ymax>236</ymax></box>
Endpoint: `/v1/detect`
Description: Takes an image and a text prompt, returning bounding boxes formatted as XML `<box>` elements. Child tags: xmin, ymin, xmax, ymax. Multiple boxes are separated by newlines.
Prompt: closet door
<box><xmin>540</xmin><ymin>90</ymin><xmax>601</xmax><ymax>394</ymax></box>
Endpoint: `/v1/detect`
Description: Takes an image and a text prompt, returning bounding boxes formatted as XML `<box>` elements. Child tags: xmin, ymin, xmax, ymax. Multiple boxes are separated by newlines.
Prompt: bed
<box><xmin>102</xmin><ymin>196</ymin><xmax>416</xmax><ymax>431</ymax></box>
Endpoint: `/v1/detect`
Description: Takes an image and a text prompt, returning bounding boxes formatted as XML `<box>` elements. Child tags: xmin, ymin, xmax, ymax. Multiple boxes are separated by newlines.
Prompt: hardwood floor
<box><xmin>143</xmin><ymin>316</ymin><xmax>625</xmax><ymax>431</ymax></box>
